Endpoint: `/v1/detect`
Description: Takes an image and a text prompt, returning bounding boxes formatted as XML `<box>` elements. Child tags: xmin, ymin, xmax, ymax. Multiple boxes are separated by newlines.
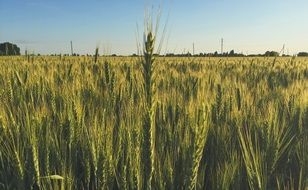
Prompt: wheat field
<box><xmin>0</xmin><ymin>55</ymin><xmax>307</xmax><ymax>189</ymax></box>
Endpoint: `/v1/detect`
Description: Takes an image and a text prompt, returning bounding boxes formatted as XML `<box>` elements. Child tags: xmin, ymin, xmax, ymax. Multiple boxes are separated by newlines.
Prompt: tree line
<box><xmin>1</xmin><ymin>42</ymin><xmax>308</xmax><ymax>57</ymax></box>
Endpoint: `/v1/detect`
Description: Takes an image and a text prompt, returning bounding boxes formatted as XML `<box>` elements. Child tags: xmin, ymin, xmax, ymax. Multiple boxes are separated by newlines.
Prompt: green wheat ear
<box><xmin>94</xmin><ymin>47</ymin><xmax>99</xmax><ymax>63</ymax></box>
<box><xmin>189</xmin><ymin>105</ymin><xmax>210</xmax><ymax>190</ymax></box>
<box><xmin>140</xmin><ymin>8</ymin><xmax>166</xmax><ymax>188</ymax></box>
<box><xmin>141</xmin><ymin>30</ymin><xmax>156</xmax><ymax>190</ymax></box>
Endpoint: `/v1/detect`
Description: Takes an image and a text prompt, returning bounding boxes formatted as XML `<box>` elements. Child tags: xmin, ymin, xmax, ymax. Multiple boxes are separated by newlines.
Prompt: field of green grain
<box><xmin>0</xmin><ymin>55</ymin><xmax>307</xmax><ymax>189</ymax></box>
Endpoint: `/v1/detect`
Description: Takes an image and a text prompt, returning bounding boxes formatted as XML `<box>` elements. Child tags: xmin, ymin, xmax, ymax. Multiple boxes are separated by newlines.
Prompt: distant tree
<box><xmin>166</xmin><ymin>53</ymin><xmax>175</xmax><ymax>57</ymax></box>
<box><xmin>264</xmin><ymin>51</ymin><xmax>279</xmax><ymax>57</ymax></box>
<box><xmin>297</xmin><ymin>52</ymin><xmax>308</xmax><ymax>57</ymax></box>
<box><xmin>229</xmin><ymin>50</ymin><xmax>235</xmax><ymax>56</ymax></box>
<box><xmin>0</xmin><ymin>42</ymin><xmax>21</xmax><ymax>56</ymax></box>
<box><xmin>282</xmin><ymin>54</ymin><xmax>290</xmax><ymax>57</ymax></box>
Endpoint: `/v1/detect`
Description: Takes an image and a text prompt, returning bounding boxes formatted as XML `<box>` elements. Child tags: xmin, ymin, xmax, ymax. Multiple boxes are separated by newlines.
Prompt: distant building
<box><xmin>0</xmin><ymin>42</ymin><xmax>21</xmax><ymax>56</ymax></box>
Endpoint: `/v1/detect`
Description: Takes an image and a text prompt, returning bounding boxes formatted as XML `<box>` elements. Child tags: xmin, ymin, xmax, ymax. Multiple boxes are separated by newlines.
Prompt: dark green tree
<box><xmin>0</xmin><ymin>42</ymin><xmax>21</xmax><ymax>56</ymax></box>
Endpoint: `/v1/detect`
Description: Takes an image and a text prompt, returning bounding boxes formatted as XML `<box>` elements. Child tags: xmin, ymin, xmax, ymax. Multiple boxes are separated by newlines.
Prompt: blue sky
<box><xmin>0</xmin><ymin>0</ymin><xmax>307</xmax><ymax>55</ymax></box>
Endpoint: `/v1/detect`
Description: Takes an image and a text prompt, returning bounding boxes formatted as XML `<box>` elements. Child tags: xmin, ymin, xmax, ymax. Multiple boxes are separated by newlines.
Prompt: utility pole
<box><xmin>5</xmin><ymin>43</ymin><xmax>8</xmax><ymax>55</ymax></box>
<box><xmin>221</xmin><ymin>38</ymin><xmax>224</xmax><ymax>55</ymax></box>
<box><xmin>193</xmin><ymin>43</ymin><xmax>195</xmax><ymax>55</ymax></box>
<box><xmin>70</xmin><ymin>41</ymin><xmax>74</xmax><ymax>56</ymax></box>
<box><xmin>280</xmin><ymin>44</ymin><xmax>285</xmax><ymax>56</ymax></box>
<box><xmin>282</xmin><ymin>44</ymin><xmax>285</xmax><ymax>55</ymax></box>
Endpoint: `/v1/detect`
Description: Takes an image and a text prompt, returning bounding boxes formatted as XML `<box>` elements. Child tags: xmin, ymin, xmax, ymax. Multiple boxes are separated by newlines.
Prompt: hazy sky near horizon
<box><xmin>0</xmin><ymin>0</ymin><xmax>308</xmax><ymax>55</ymax></box>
